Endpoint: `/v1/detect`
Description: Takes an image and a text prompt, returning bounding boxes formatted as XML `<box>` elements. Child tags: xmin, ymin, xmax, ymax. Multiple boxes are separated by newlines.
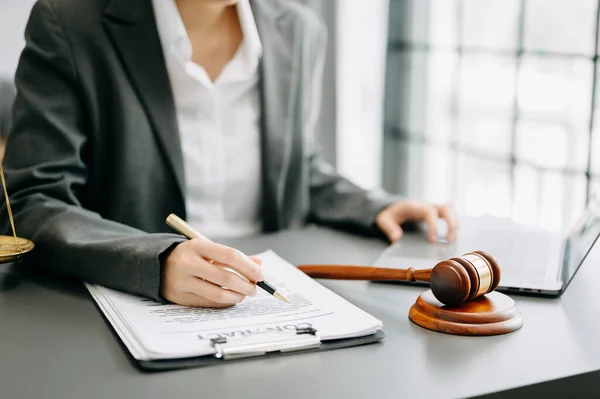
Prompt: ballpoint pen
<box><xmin>166</xmin><ymin>213</ymin><xmax>289</xmax><ymax>303</ymax></box>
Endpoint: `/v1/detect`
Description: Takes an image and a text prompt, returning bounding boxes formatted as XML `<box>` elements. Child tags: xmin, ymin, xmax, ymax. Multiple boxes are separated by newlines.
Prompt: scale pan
<box><xmin>0</xmin><ymin>236</ymin><xmax>34</xmax><ymax>263</ymax></box>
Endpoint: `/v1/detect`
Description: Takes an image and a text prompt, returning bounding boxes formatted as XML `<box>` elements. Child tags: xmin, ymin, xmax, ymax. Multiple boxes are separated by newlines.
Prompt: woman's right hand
<box><xmin>160</xmin><ymin>238</ymin><xmax>264</xmax><ymax>307</ymax></box>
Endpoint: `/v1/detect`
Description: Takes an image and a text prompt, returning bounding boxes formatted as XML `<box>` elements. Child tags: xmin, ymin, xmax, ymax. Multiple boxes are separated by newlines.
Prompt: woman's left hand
<box><xmin>375</xmin><ymin>200</ymin><xmax>458</xmax><ymax>243</ymax></box>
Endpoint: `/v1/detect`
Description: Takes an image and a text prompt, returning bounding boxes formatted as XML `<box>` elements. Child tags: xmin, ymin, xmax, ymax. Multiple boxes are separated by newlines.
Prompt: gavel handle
<box><xmin>296</xmin><ymin>265</ymin><xmax>432</xmax><ymax>283</ymax></box>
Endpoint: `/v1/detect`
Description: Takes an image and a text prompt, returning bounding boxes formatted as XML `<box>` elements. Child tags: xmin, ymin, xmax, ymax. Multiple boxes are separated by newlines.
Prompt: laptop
<box><xmin>373</xmin><ymin>195</ymin><xmax>600</xmax><ymax>297</ymax></box>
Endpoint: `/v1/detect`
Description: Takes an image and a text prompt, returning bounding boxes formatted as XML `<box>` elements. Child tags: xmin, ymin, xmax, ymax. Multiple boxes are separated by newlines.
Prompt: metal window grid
<box><xmin>384</xmin><ymin>0</ymin><xmax>600</xmax><ymax>208</ymax></box>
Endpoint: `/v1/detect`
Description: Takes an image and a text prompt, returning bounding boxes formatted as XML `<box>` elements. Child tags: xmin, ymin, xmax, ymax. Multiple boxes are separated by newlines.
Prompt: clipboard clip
<box><xmin>208</xmin><ymin>326</ymin><xmax>321</xmax><ymax>360</ymax></box>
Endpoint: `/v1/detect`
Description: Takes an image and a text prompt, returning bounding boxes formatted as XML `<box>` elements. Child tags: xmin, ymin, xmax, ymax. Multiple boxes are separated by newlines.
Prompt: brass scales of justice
<box><xmin>0</xmin><ymin>162</ymin><xmax>34</xmax><ymax>264</ymax></box>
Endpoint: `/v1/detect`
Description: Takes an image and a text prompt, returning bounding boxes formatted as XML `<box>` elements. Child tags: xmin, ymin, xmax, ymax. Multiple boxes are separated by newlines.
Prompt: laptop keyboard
<box><xmin>460</xmin><ymin>229</ymin><xmax>561</xmax><ymax>286</ymax></box>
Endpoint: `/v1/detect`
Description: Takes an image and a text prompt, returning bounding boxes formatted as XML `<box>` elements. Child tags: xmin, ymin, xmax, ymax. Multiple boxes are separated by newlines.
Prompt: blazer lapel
<box><xmin>252</xmin><ymin>1</ymin><xmax>300</xmax><ymax>230</ymax></box>
<box><xmin>103</xmin><ymin>0</ymin><xmax>185</xmax><ymax>202</ymax></box>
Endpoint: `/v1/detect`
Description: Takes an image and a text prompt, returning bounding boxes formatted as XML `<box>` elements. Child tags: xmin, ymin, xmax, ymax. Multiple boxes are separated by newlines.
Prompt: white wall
<box><xmin>0</xmin><ymin>1</ymin><xmax>37</xmax><ymax>77</ymax></box>
<box><xmin>335</xmin><ymin>0</ymin><xmax>390</xmax><ymax>190</ymax></box>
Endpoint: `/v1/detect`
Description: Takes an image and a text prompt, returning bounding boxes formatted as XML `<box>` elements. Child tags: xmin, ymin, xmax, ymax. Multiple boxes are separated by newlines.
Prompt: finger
<box><xmin>176</xmin><ymin>292</ymin><xmax>236</xmax><ymax>308</ymax></box>
<box><xmin>189</xmin><ymin>258</ymin><xmax>257</xmax><ymax>297</ymax></box>
<box><xmin>376</xmin><ymin>213</ymin><xmax>403</xmax><ymax>242</ymax></box>
<box><xmin>423</xmin><ymin>206</ymin><xmax>439</xmax><ymax>243</ymax></box>
<box><xmin>249</xmin><ymin>256</ymin><xmax>263</xmax><ymax>266</ymax></box>
<box><xmin>182</xmin><ymin>277</ymin><xmax>246</xmax><ymax>305</ymax></box>
<box><xmin>191</xmin><ymin>240</ymin><xmax>264</xmax><ymax>282</ymax></box>
<box><xmin>212</xmin><ymin>257</ymin><xmax>261</xmax><ymax>267</ymax></box>
<box><xmin>210</xmin><ymin>256</ymin><xmax>262</xmax><ymax>266</ymax></box>
<box><xmin>437</xmin><ymin>205</ymin><xmax>458</xmax><ymax>241</ymax></box>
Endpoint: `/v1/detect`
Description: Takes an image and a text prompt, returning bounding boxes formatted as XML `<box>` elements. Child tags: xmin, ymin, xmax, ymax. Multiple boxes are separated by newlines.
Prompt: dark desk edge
<box><xmin>470</xmin><ymin>369</ymin><xmax>600</xmax><ymax>399</ymax></box>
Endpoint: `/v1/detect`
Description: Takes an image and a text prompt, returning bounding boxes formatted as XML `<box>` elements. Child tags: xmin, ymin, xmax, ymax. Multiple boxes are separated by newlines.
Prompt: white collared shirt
<box><xmin>151</xmin><ymin>0</ymin><xmax>262</xmax><ymax>238</ymax></box>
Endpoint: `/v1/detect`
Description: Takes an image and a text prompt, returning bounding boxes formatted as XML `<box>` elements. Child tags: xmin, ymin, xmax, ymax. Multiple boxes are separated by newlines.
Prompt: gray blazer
<box><xmin>2</xmin><ymin>0</ymin><xmax>395</xmax><ymax>301</ymax></box>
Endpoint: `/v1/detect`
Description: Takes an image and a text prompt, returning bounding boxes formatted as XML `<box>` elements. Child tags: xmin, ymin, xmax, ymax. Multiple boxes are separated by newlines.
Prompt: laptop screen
<box><xmin>561</xmin><ymin>195</ymin><xmax>600</xmax><ymax>289</ymax></box>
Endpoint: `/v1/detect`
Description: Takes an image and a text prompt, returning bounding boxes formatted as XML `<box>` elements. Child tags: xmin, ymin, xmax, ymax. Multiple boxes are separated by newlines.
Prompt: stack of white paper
<box><xmin>86</xmin><ymin>250</ymin><xmax>383</xmax><ymax>361</ymax></box>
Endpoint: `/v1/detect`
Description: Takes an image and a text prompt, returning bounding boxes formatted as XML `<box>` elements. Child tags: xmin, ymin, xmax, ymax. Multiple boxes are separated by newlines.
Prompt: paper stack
<box><xmin>86</xmin><ymin>250</ymin><xmax>383</xmax><ymax>362</ymax></box>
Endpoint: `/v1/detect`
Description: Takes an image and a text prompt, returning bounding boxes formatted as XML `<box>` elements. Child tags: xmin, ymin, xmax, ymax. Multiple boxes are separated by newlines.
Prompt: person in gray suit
<box><xmin>3</xmin><ymin>0</ymin><xmax>457</xmax><ymax>307</ymax></box>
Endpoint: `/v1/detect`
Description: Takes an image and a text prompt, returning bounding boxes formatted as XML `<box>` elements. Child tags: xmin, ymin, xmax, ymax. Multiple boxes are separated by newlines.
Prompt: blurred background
<box><xmin>383</xmin><ymin>0</ymin><xmax>600</xmax><ymax>235</ymax></box>
<box><xmin>1</xmin><ymin>0</ymin><xmax>598</xmax><ymax>233</ymax></box>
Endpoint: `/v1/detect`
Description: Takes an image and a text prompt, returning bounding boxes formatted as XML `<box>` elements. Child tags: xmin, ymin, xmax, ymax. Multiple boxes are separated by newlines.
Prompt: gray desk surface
<box><xmin>1</xmin><ymin>224</ymin><xmax>600</xmax><ymax>399</ymax></box>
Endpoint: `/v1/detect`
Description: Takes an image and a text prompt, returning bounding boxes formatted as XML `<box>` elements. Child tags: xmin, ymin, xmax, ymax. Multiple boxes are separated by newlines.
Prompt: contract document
<box><xmin>86</xmin><ymin>250</ymin><xmax>383</xmax><ymax>362</ymax></box>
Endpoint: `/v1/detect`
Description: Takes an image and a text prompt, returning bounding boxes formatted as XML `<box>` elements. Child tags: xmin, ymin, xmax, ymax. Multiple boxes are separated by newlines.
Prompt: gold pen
<box><xmin>166</xmin><ymin>213</ymin><xmax>289</xmax><ymax>303</ymax></box>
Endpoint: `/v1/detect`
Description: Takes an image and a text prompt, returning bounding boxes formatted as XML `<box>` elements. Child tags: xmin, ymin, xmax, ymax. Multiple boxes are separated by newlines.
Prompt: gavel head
<box><xmin>429</xmin><ymin>251</ymin><xmax>500</xmax><ymax>307</ymax></box>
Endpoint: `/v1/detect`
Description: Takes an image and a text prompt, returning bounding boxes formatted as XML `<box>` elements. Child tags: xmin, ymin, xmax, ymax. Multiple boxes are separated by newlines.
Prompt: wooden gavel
<box><xmin>297</xmin><ymin>251</ymin><xmax>501</xmax><ymax>307</ymax></box>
